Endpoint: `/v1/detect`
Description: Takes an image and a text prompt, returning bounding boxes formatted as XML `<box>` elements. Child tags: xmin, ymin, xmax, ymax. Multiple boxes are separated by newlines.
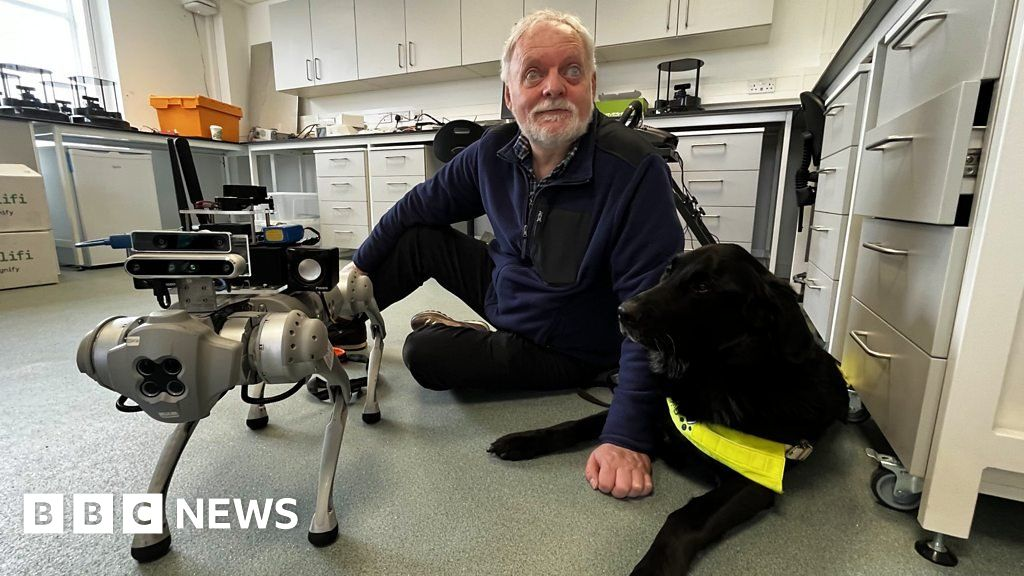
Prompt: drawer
<box><xmin>852</xmin><ymin>218</ymin><xmax>970</xmax><ymax>357</ymax></box>
<box><xmin>371</xmin><ymin>201</ymin><xmax>396</xmax><ymax>227</ymax></box>
<box><xmin>822</xmin><ymin>71</ymin><xmax>868</xmax><ymax>159</ymax></box>
<box><xmin>808</xmin><ymin>210</ymin><xmax>848</xmax><ymax>280</ymax></box>
<box><xmin>320</xmin><ymin>224</ymin><xmax>369</xmax><ymax>250</ymax></box>
<box><xmin>842</xmin><ymin>297</ymin><xmax>947</xmax><ymax>477</ymax></box>
<box><xmin>876</xmin><ymin>0</ymin><xmax>1011</xmax><ymax>126</ymax></box>
<box><xmin>318</xmin><ymin>201</ymin><xmax>368</xmax><ymax>226</ymax></box>
<box><xmin>803</xmin><ymin>261</ymin><xmax>838</xmax><ymax>341</ymax></box>
<box><xmin>815</xmin><ymin>146</ymin><xmax>857</xmax><ymax>215</ymax></box>
<box><xmin>675</xmin><ymin>130</ymin><xmax>763</xmax><ymax>171</ymax></box>
<box><xmin>370</xmin><ymin>175</ymin><xmax>425</xmax><ymax>202</ymax></box>
<box><xmin>369</xmin><ymin>148</ymin><xmax>426</xmax><ymax>176</ymax></box>
<box><xmin>317</xmin><ymin>176</ymin><xmax>367</xmax><ymax>202</ymax></box>
<box><xmin>314</xmin><ymin>150</ymin><xmax>365</xmax><ymax>177</ymax></box>
<box><xmin>678</xmin><ymin>170</ymin><xmax>758</xmax><ymax>207</ymax></box>
<box><xmin>856</xmin><ymin>81</ymin><xmax>982</xmax><ymax>225</ymax></box>
<box><xmin>698</xmin><ymin>207</ymin><xmax>754</xmax><ymax>244</ymax></box>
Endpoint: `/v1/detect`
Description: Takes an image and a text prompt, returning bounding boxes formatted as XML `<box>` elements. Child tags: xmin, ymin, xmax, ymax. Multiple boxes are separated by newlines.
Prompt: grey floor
<box><xmin>2</xmin><ymin>266</ymin><xmax>1023</xmax><ymax>576</ymax></box>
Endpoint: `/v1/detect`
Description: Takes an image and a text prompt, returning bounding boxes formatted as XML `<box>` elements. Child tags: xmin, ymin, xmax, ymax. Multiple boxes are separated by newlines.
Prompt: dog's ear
<box><xmin>744</xmin><ymin>267</ymin><xmax>816</xmax><ymax>360</ymax></box>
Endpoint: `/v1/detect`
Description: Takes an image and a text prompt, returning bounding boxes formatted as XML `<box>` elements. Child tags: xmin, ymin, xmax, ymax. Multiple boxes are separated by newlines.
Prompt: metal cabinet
<box><xmin>270</xmin><ymin>0</ymin><xmax>358</xmax><ymax>91</ymax></box>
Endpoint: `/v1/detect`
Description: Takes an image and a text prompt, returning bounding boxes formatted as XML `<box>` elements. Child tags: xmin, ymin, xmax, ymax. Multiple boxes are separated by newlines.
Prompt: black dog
<box><xmin>488</xmin><ymin>243</ymin><xmax>849</xmax><ymax>574</ymax></box>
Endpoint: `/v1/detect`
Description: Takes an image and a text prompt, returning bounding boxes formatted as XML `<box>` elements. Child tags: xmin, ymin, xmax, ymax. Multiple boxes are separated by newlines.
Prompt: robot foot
<box><xmin>131</xmin><ymin>534</ymin><xmax>172</xmax><ymax>563</ymax></box>
<box><xmin>308</xmin><ymin>524</ymin><xmax>339</xmax><ymax>547</ymax></box>
<box><xmin>245</xmin><ymin>415</ymin><xmax>269</xmax><ymax>430</ymax></box>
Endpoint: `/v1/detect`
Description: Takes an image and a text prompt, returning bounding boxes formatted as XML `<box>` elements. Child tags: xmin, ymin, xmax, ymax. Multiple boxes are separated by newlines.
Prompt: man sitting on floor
<box><xmin>334</xmin><ymin>9</ymin><xmax>683</xmax><ymax>499</ymax></box>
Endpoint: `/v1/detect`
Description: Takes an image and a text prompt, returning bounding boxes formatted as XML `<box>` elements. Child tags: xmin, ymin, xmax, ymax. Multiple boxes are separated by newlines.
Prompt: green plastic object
<box><xmin>595</xmin><ymin>97</ymin><xmax>647</xmax><ymax>117</ymax></box>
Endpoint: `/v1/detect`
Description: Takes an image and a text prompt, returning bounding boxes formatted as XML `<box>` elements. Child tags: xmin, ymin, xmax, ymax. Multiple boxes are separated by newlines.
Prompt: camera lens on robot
<box><xmin>140</xmin><ymin>380</ymin><xmax>162</xmax><ymax>397</ymax></box>
<box><xmin>166</xmin><ymin>380</ymin><xmax>187</xmax><ymax>396</ymax></box>
<box><xmin>162</xmin><ymin>358</ymin><xmax>182</xmax><ymax>375</ymax></box>
<box><xmin>154</xmin><ymin>236</ymin><xmax>169</xmax><ymax>248</ymax></box>
<box><xmin>136</xmin><ymin>358</ymin><xmax>158</xmax><ymax>376</ymax></box>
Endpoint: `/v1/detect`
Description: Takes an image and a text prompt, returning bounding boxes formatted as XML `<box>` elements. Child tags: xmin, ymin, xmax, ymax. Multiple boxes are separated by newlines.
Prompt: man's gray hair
<box><xmin>499</xmin><ymin>9</ymin><xmax>597</xmax><ymax>84</ymax></box>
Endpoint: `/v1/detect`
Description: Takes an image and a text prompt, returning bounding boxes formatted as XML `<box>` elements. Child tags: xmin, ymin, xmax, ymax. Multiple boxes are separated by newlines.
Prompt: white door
<box><xmin>525</xmin><ymin>0</ymin><xmax>597</xmax><ymax>36</ymax></box>
<box><xmin>596</xmin><ymin>0</ymin><xmax>678</xmax><ymax>46</ymax></box>
<box><xmin>69</xmin><ymin>148</ymin><xmax>162</xmax><ymax>266</ymax></box>
<box><xmin>405</xmin><ymin>0</ymin><xmax>461</xmax><ymax>72</ymax></box>
<box><xmin>679</xmin><ymin>0</ymin><xmax>773</xmax><ymax>36</ymax></box>
<box><xmin>270</xmin><ymin>0</ymin><xmax>315</xmax><ymax>91</ymax></box>
<box><xmin>461</xmin><ymin>0</ymin><xmax>525</xmax><ymax>66</ymax></box>
<box><xmin>311</xmin><ymin>0</ymin><xmax>359</xmax><ymax>84</ymax></box>
<box><xmin>355</xmin><ymin>0</ymin><xmax>407</xmax><ymax>79</ymax></box>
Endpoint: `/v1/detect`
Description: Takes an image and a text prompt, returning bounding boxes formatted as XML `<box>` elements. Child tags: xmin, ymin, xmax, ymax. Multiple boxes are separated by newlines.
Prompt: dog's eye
<box><xmin>693</xmin><ymin>282</ymin><xmax>710</xmax><ymax>294</ymax></box>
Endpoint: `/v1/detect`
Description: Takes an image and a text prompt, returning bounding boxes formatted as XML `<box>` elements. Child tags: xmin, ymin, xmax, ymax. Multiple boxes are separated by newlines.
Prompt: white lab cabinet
<box><xmin>356</xmin><ymin>0</ymin><xmax>461</xmax><ymax>79</ymax></box>
<box><xmin>679</xmin><ymin>0</ymin><xmax>774</xmax><ymax>36</ymax></box>
<box><xmin>525</xmin><ymin>0</ymin><xmax>596</xmax><ymax>37</ymax></box>
<box><xmin>40</xmin><ymin>147</ymin><xmax>162</xmax><ymax>267</ymax></box>
<box><xmin>271</xmin><ymin>0</ymin><xmax>358</xmax><ymax>91</ymax></box>
<box><xmin>596</xmin><ymin>0</ymin><xmax>681</xmax><ymax>46</ymax></box>
<box><xmin>461</xmin><ymin>0</ymin><xmax>525</xmax><ymax>66</ymax></box>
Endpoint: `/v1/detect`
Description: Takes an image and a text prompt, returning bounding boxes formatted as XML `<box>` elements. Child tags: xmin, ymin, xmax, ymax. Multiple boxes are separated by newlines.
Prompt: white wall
<box><xmin>245</xmin><ymin>0</ymin><xmax>864</xmax><ymax>129</ymax></box>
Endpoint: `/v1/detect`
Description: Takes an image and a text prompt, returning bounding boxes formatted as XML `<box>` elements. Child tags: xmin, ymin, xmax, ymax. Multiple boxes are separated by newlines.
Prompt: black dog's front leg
<box><xmin>631</xmin><ymin>473</ymin><xmax>776</xmax><ymax>575</ymax></box>
<box><xmin>488</xmin><ymin>411</ymin><xmax>608</xmax><ymax>460</ymax></box>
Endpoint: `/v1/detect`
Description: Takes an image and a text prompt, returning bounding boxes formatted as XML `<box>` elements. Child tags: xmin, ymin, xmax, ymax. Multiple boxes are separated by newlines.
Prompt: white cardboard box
<box><xmin>0</xmin><ymin>164</ymin><xmax>51</xmax><ymax>233</ymax></box>
<box><xmin>0</xmin><ymin>230</ymin><xmax>59</xmax><ymax>290</ymax></box>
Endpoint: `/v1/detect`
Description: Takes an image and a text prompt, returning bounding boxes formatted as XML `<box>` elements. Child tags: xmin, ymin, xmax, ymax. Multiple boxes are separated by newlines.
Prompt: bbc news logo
<box><xmin>24</xmin><ymin>494</ymin><xmax>299</xmax><ymax>534</ymax></box>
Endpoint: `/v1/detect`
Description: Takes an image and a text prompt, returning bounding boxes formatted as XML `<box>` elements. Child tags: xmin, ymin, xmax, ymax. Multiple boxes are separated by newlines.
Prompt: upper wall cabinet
<box><xmin>462</xmin><ymin>1</ymin><xmax>525</xmax><ymax>66</ymax></box>
<box><xmin>270</xmin><ymin>0</ymin><xmax>358</xmax><ymax>91</ymax></box>
<box><xmin>356</xmin><ymin>0</ymin><xmax>461</xmax><ymax>79</ymax></box>
<box><xmin>680</xmin><ymin>0</ymin><xmax>774</xmax><ymax>36</ymax></box>
<box><xmin>524</xmin><ymin>0</ymin><xmax>597</xmax><ymax>38</ymax></box>
<box><xmin>595</xmin><ymin>0</ymin><xmax>681</xmax><ymax>46</ymax></box>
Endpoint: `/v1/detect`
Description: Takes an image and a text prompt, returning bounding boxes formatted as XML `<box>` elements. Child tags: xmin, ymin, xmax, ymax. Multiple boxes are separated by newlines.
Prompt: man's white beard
<box><xmin>519</xmin><ymin>98</ymin><xmax>593</xmax><ymax>149</ymax></box>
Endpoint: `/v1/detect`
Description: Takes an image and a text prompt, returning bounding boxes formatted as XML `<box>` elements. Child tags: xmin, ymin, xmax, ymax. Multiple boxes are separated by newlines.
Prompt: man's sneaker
<box><xmin>410</xmin><ymin>310</ymin><xmax>490</xmax><ymax>332</ymax></box>
<box><xmin>327</xmin><ymin>317</ymin><xmax>367</xmax><ymax>350</ymax></box>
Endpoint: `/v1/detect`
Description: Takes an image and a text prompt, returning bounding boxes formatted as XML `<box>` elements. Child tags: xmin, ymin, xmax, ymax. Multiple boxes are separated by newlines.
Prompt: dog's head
<box><xmin>618</xmin><ymin>244</ymin><xmax>805</xmax><ymax>378</ymax></box>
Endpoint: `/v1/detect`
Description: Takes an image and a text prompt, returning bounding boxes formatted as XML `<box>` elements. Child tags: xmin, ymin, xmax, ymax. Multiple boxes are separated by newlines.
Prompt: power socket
<box><xmin>747</xmin><ymin>78</ymin><xmax>776</xmax><ymax>94</ymax></box>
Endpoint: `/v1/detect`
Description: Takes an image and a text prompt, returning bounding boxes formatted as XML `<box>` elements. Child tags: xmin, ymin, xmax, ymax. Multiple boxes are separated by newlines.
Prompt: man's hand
<box><xmin>585</xmin><ymin>443</ymin><xmax>653</xmax><ymax>499</ymax></box>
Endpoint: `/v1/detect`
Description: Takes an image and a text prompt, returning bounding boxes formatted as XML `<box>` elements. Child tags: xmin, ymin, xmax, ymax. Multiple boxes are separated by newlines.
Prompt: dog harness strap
<box><xmin>666</xmin><ymin>398</ymin><xmax>786</xmax><ymax>494</ymax></box>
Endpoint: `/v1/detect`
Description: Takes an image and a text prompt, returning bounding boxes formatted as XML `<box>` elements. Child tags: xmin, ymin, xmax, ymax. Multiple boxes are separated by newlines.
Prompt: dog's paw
<box><xmin>487</xmin><ymin>430</ymin><xmax>555</xmax><ymax>461</ymax></box>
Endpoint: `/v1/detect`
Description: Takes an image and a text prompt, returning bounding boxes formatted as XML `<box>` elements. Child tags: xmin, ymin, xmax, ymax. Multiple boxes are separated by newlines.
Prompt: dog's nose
<box><xmin>618</xmin><ymin>302</ymin><xmax>642</xmax><ymax>326</ymax></box>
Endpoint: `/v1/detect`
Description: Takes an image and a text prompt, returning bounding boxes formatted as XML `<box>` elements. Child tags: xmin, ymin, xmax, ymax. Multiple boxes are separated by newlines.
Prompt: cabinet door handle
<box><xmin>384</xmin><ymin>155</ymin><xmax>407</xmax><ymax>160</ymax></box>
<box><xmin>687</xmin><ymin>178</ymin><xmax>724</xmax><ymax>183</ymax></box>
<box><xmin>865</xmin><ymin>135</ymin><xmax>913</xmax><ymax>151</ymax></box>
<box><xmin>703</xmin><ymin>214</ymin><xmax>721</xmax><ymax>219</ymax></box>
<box><xmin>398</xmin><ymin>43</ymin><xmax>405</xmax><ymax>69</ymax></box>
<box><xmin>334</xmin><ymin>230</ymin><xmax>355</xmax><ymax>235</ymax></box>
<box><xmin>408</xmin><ymin>41</ymin><xmax>415</xmax><ymax>67</ymax></box>
<box><xmin>306</xmin><ymin>59</ymin><xmax>312</xmax><ymax>81</ymax></box>
<box><xmin>386</xmin><ymin>181</ymin><xmax>409</xmax><ymax>186</ymax></box>
<box><xmin>314</xmin><ymin>57</ymin><xmax>321</xmax><ymax>80</ymax></box>
<box><xmin>330</xmin><ymin>182</ymin><xmax>352</xmax><ymax>187</ymax></box>
<box><xmin>825</xmin><ymin>104</ymin><xmax>846</xmax><ymax>116</ymax></box>
<box><xmin>333</xmin><ymin>207</ymin><xmax>354</xmax><ymax>211</ymax></box>
<box><xmin>817</xmin><ymin>168</ymin><xmax>838</xmax><ymax>174</ymax></box>
<box><xmin>328</xmin><ymin>158</ymin><xmax>350</xmax><ymax>163</ymax></box>
<box><xmin>805</xmin><ymin>278</ymin><xmax>824</xmax><ymax>290</ymax></box>
<box><xmin>850</xmin><ymin>331</ymin><xmax>893</xmax><ymax>360</ymax></box>
<box><xmin>810</xmin><ymin>225</ymin><xmax>832</xmax><ymax>232</ymax></box>
<box><xmin>684</xmin><ymin>0</ymin><xmax>691</xmax><ymax>28</ymax></box>
<box><xmin>862</xmin><ymin>242</ymin><xmax>909</xmax><ymax>256</ymax></box>
<box><xmin>691</xmin><ymin>142</ymin><xmax>727</xmax><ymax>148</ymax></box>
<box><xmin>889</xmin><ymin>11</ymin><xmax>949</xmax><ymax>51</ymax></box>
<box><xmin>666</xmin><ymin>0</ymin><xmax>672</xmax><ymax>31</ymax></box>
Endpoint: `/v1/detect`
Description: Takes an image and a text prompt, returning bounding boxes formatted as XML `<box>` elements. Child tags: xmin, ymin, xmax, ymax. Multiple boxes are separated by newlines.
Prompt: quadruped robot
<box><xmin>76</xmin><ymin>221</ymin><xmax>385</xmax><ymax>557</ymax></box>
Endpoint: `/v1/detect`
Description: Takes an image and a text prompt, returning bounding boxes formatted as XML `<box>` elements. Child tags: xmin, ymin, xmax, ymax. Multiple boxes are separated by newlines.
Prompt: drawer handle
<box><xmin>817</xmin><ymin>168</ymin><xmax>837</xmax><ymax>174</ymax></box>
<box><xmin>688</xmin><ymin>178</ymin><xmax>724</xmax><ymax>184</ymax></box>
<box><xmin>333</xmin><ymin>207</ymin><xmax>354</xmax><ymax>211</ymax></box>
<box><xmin>334</xmin><ymin>230</ymin><xmax>355</xmax><ymax>235</ymax></box>
<box><xmin>691</xmin><ymin>142</ymin><xmax>727</xmax><ymax>148</ymax></box>
<box><xmin>328</xmin><ymin>158</ymin><xmax>351</xmax><ymax>163</ymax></box>
<box><xmin>384</xmin><ymin>155</ymin><xmax>408</xmax><ymax>160</ymax></box>
<box><xmin>703</xmin><ymin>214</ymin><xmax>721</xmax><ymax>219</ymax></box>
<box><xmin>824</xmin><ymin>104</ymin><xmax>846</xmax><ymax>117</ymax></box>
<box><xmin>386</xmin><ymin>181</ymin><xmax>409</xmax><ymax>186</ymax></box>
<box><xmin>862</xmin><ymin>241</ymin><xmax>909</xmax><ymax>256</ymax></box>
<box><xmin>805</xmin><ymin>278</ymin><xmax>824</xmax><ymax>290</ymax></box>
<box><xmin>810</xmin><ymin>225</ymin><xmax>832</xmax><ymax>232</ymax></box>
<box><xmin>890</xmin><ymin>11</ymin><xmax>949</xmax><ymax>51</ymax></box>
<box><xmin>330</xmin><ymin>182</ymin><xmax>352</xmax><ymax>187</ymax></box>
<box><xmin>850</xmin><ymin>330</ymin><xmax>893</xmax><ymax>360</ymax></box>
<box><xmin>865</xmin><ymin>135</ymin><xmax>914</xmax><ymax>151</ymax></box>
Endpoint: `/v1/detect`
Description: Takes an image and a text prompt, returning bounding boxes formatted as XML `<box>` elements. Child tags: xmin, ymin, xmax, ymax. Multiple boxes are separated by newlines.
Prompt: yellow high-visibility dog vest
<box><xmin>667</xmin><ymin>398</ymin><xmax>791</xmax><ymax>494</ymax></box>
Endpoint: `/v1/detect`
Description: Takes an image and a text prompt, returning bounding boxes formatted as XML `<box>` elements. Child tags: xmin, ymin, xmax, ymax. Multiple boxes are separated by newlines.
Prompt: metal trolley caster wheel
<box><xmin>246</xmin><ymin>415</ymin><xmax>269</xmax><ymax>430</ymax></box>
<box><xmin>847</xmin><ymin>389</ymin><xmax>870</xmax><ymax>423</ymax></box>
<box><xmin>915</xmin><ymin>535</ymin><xmax>958</xmax><ymax>567</ymax></box>
<box><xmin>870</xmin><ymin>467</ymin><xmax>921</xmax><ymax>512</ymax></box>
<box><xmin>131</xmin><ymin>535</ymin><xmax>172</xmax><ymax>563</ymax></box>
<box><xmin>362</xmin><ymin>411</ymin><xmax>381</xmax><ymax>424</ymax></box>
<box><xmin>308</xmin><ymin>524</ymin><xmax>339</xmax><ymax>547</ymax></box>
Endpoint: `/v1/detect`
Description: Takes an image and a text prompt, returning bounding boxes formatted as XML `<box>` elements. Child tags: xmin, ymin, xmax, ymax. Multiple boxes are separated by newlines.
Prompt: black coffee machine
<box><xmin>652</xmin><ymin>58</ymin><xmax>704</xmax><ymax>115</ymax></box>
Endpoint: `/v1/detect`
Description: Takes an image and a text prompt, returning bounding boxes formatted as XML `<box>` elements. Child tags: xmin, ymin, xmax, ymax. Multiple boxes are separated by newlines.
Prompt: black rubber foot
<box><xmin>246</xmin><ymin>415</ymin><xmax>269</xmax><ymax>430</ymax></box>
<box><xmin>362</xmin><ymin>411</ymin><xmax>381</xmax><ymax>424</ymax></box>
<box><xmin>915</xmin><ymin>539</ymin><xmax>958</xmax><ymax>567</ymax></box>
<box><xmin>131</xmin><ymin>535</ymin><xmax>172</xmax><ymax>563</ymax></box>
<box><xmin>308</xmin><ymin>524</ymin><xmax>338</xmax><ymax>547</ymax></box>
<box><xmin>847</xmin><ymin>408</ymin><xmax>870</xmax><ymax>424</ymax></box>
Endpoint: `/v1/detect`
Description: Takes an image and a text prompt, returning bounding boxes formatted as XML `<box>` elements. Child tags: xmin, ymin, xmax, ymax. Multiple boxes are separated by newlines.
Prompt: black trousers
<box><xmin>370</xmin><ymin>226</ymin><xmax>612</xmax><ymax>391</ymax></box>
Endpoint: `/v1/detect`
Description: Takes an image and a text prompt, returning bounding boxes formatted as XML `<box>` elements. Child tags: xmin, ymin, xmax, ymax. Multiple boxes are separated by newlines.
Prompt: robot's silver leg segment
<box><xmin>308</xmin><ymin>360</ymin><xmax>350</xmax><ymax>546</ymax></box>
<box><xmin>130</xmin><ymin>420</ymin><xmax>199</xmax><ymax>563</ymax></box>
<box><xmin>245</xmin><ymin>382</ymin><xmax>269</xmax><ymax>430</ymax></box>
<box><xmin>362</xmin><ymin>328</ymin><xmax>383</xmax><ymax>424</ymax></box>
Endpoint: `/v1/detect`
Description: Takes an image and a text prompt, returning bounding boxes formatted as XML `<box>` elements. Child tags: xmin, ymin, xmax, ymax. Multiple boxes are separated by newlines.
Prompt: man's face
<box><xmin>504</xmin><ymin>22</ymin><xmax>596</xmax><ymax>150</ymax></box>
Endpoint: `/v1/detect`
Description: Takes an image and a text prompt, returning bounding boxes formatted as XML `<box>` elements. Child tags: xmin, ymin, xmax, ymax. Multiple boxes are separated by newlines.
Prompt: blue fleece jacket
<box><xmin>353</xmin><ymin>111</ymin><xmax>683</xmax><ymax>454</ymax></box>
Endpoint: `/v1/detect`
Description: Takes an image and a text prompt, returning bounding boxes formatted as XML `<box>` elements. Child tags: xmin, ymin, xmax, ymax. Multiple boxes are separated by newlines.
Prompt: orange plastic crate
<box><xmin>149</xmin><ymin>95</ymin><xmax>243</xmax><ymax>142</ymax></box>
